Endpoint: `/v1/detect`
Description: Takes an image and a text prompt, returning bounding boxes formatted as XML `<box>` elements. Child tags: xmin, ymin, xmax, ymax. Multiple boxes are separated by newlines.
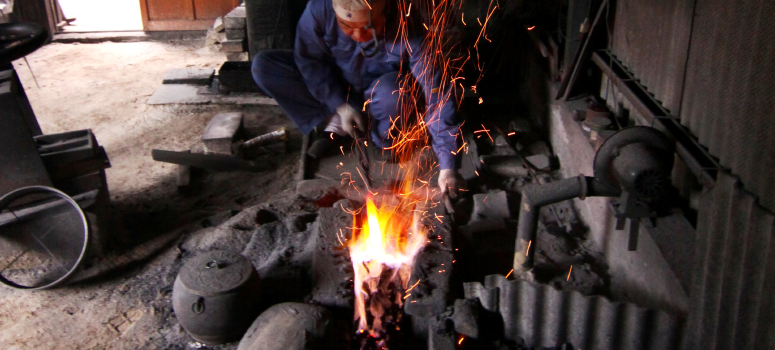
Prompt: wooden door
<box><xmin>139</xmin><ymin>0</ymin><xmax>240</xmax><ymax>31</ymax></box>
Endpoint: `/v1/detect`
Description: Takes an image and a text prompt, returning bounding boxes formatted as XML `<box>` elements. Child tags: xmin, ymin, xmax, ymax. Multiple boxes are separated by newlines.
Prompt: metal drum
<box><xmin>172</xmin><ymin>250</ymin><xmax>261</xmax><ymax>344</ymax></box>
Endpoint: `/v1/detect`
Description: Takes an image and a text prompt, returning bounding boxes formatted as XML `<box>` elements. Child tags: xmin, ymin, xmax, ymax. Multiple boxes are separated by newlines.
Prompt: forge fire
<box><xmin>349</xmin><ymin>197</ymin><xmax>426</xmax><ymax>345</ymax></box>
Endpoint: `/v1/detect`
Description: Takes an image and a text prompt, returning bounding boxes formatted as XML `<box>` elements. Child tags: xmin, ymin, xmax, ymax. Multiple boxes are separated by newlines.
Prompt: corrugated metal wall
<box><xmin>610</xmin><ymin>0</ymin><xmax>775</xmax><ymax>212</ymax></box>
<box><xmin>601</xmin><ymin>1</ymin><xmax>775</xmax><ymax>349</ymax></box>
<box><xmin>610</xmin><ymin>0</ymin><xmax>694</xmax><ymax>114</ymax></box>
<box><xmin>679</xmin><ymin>0</ymin><xmax>775</xmax><ymax>213</ymax></box>
<box><xmin>464</xmin><ymin>275</ymin><xmax>683</xmax><ymax>350</ymax></box>
<box><xmin>684</xmin><ymin>171</ymin><xmax>775</xmax><ymax>349</ymax></box>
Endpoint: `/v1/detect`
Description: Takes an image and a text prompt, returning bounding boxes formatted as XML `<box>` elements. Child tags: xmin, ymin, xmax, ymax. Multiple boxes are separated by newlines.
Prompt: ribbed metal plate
<box><xmin>680</xmin><ymin>0</ymin><xmax>775</xmax><ymax>212</ymax></box>
<box><xmin>685</xmin><ymin>171</ymin><xmax>775</xmax><ymax>349</ymax></box>
<box><xmin>465</xmin><ymin>275</ymin><xmax>682</xmax><ymax>349</ymax></box>
<box><xmin>610</xmin><ymin>0</ymin><xmax>694</xmax><ymax>114</ymax></box>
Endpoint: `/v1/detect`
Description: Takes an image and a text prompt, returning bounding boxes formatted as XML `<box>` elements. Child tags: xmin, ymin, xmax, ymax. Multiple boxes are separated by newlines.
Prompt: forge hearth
<box><xmin>307</xmin><ymin>197</ymin><xmax>454</xmax><ymax>349</ymax></box>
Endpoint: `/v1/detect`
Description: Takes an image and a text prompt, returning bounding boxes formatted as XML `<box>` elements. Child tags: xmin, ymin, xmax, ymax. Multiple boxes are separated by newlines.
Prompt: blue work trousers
<box><xmin>251</xmin><ymin>50</ymin><xmax>399</xmax><ymax>147</ymax></box>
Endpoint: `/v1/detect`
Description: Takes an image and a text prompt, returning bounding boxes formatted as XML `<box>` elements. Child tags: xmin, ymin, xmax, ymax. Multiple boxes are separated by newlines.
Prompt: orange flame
<box><xmin>350</xmin><ymin>196</ymin><xmax>427</xmax><ymax>335</ymax></box>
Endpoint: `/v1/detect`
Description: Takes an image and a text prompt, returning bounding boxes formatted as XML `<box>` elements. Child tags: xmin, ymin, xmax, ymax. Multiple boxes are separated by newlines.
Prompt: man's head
<box><xmin>333</xmin><ymin>0</ymin><xmax>386</xmax><ymax>43</ymax></box>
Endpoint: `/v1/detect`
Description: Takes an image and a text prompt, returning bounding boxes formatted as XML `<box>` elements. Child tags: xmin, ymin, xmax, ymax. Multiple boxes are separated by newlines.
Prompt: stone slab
<box><xmin>162</xmin><ymin>68</ymin><xmax>214</xmax><ymax>85</ymax></box>
<box><xmin>226</xmin><ymin>52</ymin><xmax>249</xmax><ymax>62</ymax></box>
<box><xmin>224</xmin><ymin>7</ymin><xmax>246</xmax><ymax>29</ymax></box>
<box><xmin>222</xmin><ymin>38</ymin><xmax>247</xmax><ymax>52</ymax></box>
<box><xmin>226</xmin><ymin>28</ymin><xmax>246</xmax><ymax>40</ymax></box>
<box><xmin>146</xmin><ymin>84</ymin><xmax>278</xmax><ymax>105</ymax></box>
<box><xmin>52</xmin><ymin>31</ymin><xmax>206</xmax><ymax>44</ymax></box>
<box><xmin>145</xmin><ymin>84</ymin><xmax>210</xmax><ymax>105</ymax></box>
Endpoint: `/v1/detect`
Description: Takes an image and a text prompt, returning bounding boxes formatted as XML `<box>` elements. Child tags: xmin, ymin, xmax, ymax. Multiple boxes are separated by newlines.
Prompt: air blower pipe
<box><xmin>513</xmin><ymin>176</ymin><xmax>621</xmax><ymax>275</ymax></box>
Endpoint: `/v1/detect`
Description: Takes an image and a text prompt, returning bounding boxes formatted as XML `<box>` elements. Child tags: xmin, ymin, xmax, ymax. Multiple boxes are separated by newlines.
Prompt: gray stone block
<box><xmin>226</xmin><ymin>28</ymin><xmax>246</xmax><ymax>40</ymax></box>
<box><xmin>146</xmin><ymin>84</ymin><xmax>210</xmax><ymax>105</ymax></box>
<box><xmin>237</xmin><ymin>303</ymin><xmax>333</xmax><ymax>350</ymax></box>
<box><xmin>162</xmin><ymin>68</ymin><xmax>214</xmax><ymax>85</ymax></box>
<box><xmin>470</xmin><ymin>190</ymin><xmax>510</xmax><ymax>222</ymax></box>
<box><xmin>428</xmin><ymin>314</ymin><xmax>456</xmax><ymax>350</ymax></box>
<box><xmin>525</xmin><ymin>154</ymin><xmax>551</xmax><ymax>171</ymax></box>
<box><xmin>226</xmin><ymin>52</ymin><xmax>249</xmax><ymax>62</ymax></box>
<box><xmin>146</xmin><ymin>84</ymin><xmax>278</xmax><ymax>105</ymax></box>
<box><xmin>309</xmin><ymin>207</ymin><xmax>354</xmax><ymax>309</ymax></box>
<box><xmin>213</xmin><ymin>16</ymin><xmax>224</xmax><ymax>32</ymax></box>
<box><xmin>452</xmin><ymin>299</ymin><xmax>480</xmax><ymax>338</ymax></box>
<box><xmin>224</xmin><ymin>6</ymin><xmax>246</xmax><ymax>29</ymax></box>
<box><xmin>222</xmin><ymin>38</ymin><xmax>247</xmax><ymax>52</ymax></box>
<box><xmin>202</xmin><ymin>112</ymin><xmax>243</xmax><ymax>154</ymax></box>
<box><xmin>528</xmin><ymin>140</ymin><xmax>552</xmax><ymax>157</ymax></box>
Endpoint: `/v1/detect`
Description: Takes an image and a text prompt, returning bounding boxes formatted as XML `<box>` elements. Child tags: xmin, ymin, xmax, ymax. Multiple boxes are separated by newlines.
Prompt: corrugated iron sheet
<box><xmin>610</xmin><ymin>0</ymin><xmax>694</xmax><ymax>114</ymax></box>
<box><xmin>680</xmin><ymin>0</ymin><xmax>775</xmax><ymax>212</ymax></box>
<box><xmin>684</xmin><ymin>171</ymin><xmax>775</xmax><ymax>349</ymax></box>
<box><xmin>464</xmin><ymin>275</ymin><xmax>682</xmax><ymax>349</ymax></box>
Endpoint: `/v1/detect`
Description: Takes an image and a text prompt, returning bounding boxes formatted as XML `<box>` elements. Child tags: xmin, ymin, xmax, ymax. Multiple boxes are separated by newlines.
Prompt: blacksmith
<box><xmin>251</xmin><ymin>0</ymin><xmax>463</xmax><ymax>195</ymax></box>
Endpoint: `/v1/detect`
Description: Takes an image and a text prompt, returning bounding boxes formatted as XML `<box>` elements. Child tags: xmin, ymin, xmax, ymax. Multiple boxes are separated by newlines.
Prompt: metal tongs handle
<box><xmin>353</xmin><ymin>129</ymin><xmax>373</xmax><ymax>190</ymax></box>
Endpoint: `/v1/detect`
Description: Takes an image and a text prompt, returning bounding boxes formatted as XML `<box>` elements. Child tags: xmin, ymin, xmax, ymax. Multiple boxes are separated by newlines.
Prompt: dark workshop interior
<box><xmin>0</xmin><ymin>0</ymin><xmax>773</xmax><ymax>349</ymax></box>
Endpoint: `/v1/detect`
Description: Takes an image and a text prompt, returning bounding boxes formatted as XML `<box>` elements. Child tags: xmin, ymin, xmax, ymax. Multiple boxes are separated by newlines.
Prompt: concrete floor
<box><xmin>1</xmin><ymin>39</ymin><xmax>301</xmax><ymax>349</ymax></box>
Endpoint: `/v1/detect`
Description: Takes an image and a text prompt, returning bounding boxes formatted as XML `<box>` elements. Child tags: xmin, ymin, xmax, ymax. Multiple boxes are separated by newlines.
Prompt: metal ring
<box><xmin>0</xmin><ymin>186</ymin><xmax>89</xmax><ymax>290</ymax></box>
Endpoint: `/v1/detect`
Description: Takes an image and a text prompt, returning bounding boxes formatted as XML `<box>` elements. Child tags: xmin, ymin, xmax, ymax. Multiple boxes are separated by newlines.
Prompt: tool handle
<box><xmin>241</xmin><ymin>128</ymin><xmax>288</xmax><ymax>150</ymax></box>
<box><xmin>443</xmin><ymin>192</ymin><xmax>455</xmax><ymax>215</ymax></box>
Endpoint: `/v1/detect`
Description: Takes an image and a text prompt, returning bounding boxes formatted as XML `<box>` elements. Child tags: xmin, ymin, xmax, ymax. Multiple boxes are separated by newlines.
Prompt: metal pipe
<box><xmin>513</xmin><ymin>176</ymin><xmax>620</xmax><ymax>275</ymax></box>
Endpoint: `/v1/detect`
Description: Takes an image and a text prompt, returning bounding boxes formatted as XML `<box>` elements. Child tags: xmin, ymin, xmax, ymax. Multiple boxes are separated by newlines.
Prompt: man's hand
<box><xmin>438</xmin><ymin>169</ymin><xmax>464</xmax><ymax>199</ymax></box>
<box><xmin>336</xmin><ymin>103</ymin><xmax>365</xmax><ymax>138</ymax></box>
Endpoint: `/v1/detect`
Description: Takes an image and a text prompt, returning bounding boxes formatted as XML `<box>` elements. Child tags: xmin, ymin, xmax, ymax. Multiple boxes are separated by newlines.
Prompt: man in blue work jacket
<box><xmin>252</xmin><ymin>0</ymin><xmax>463</xmax><ymax>196</ymax></box>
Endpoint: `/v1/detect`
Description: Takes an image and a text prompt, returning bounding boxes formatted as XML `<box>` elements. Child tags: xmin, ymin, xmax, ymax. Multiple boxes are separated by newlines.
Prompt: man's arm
<box><xmin>294</xmin><ymin>2</ymin><xmax>350</xmax><ymax>113</ymax></box>
<box><xmin>408</xmin><ymin>44</ymin><xmax>462</xmax><ymax>171</ymax></box>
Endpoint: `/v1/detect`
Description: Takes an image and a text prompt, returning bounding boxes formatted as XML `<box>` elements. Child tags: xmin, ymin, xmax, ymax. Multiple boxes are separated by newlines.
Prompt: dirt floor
<box><xmin>1</xmin><ymin>39</ymin><xmax>302</xmax><ymax>349</ymax></box>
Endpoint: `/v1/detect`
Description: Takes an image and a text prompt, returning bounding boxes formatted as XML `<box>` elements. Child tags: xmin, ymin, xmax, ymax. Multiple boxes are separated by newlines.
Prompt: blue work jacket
<box><xmin>294</xmin><ymin>0</ymin><xmax>462</xmax><ymax>170</ymax></box>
